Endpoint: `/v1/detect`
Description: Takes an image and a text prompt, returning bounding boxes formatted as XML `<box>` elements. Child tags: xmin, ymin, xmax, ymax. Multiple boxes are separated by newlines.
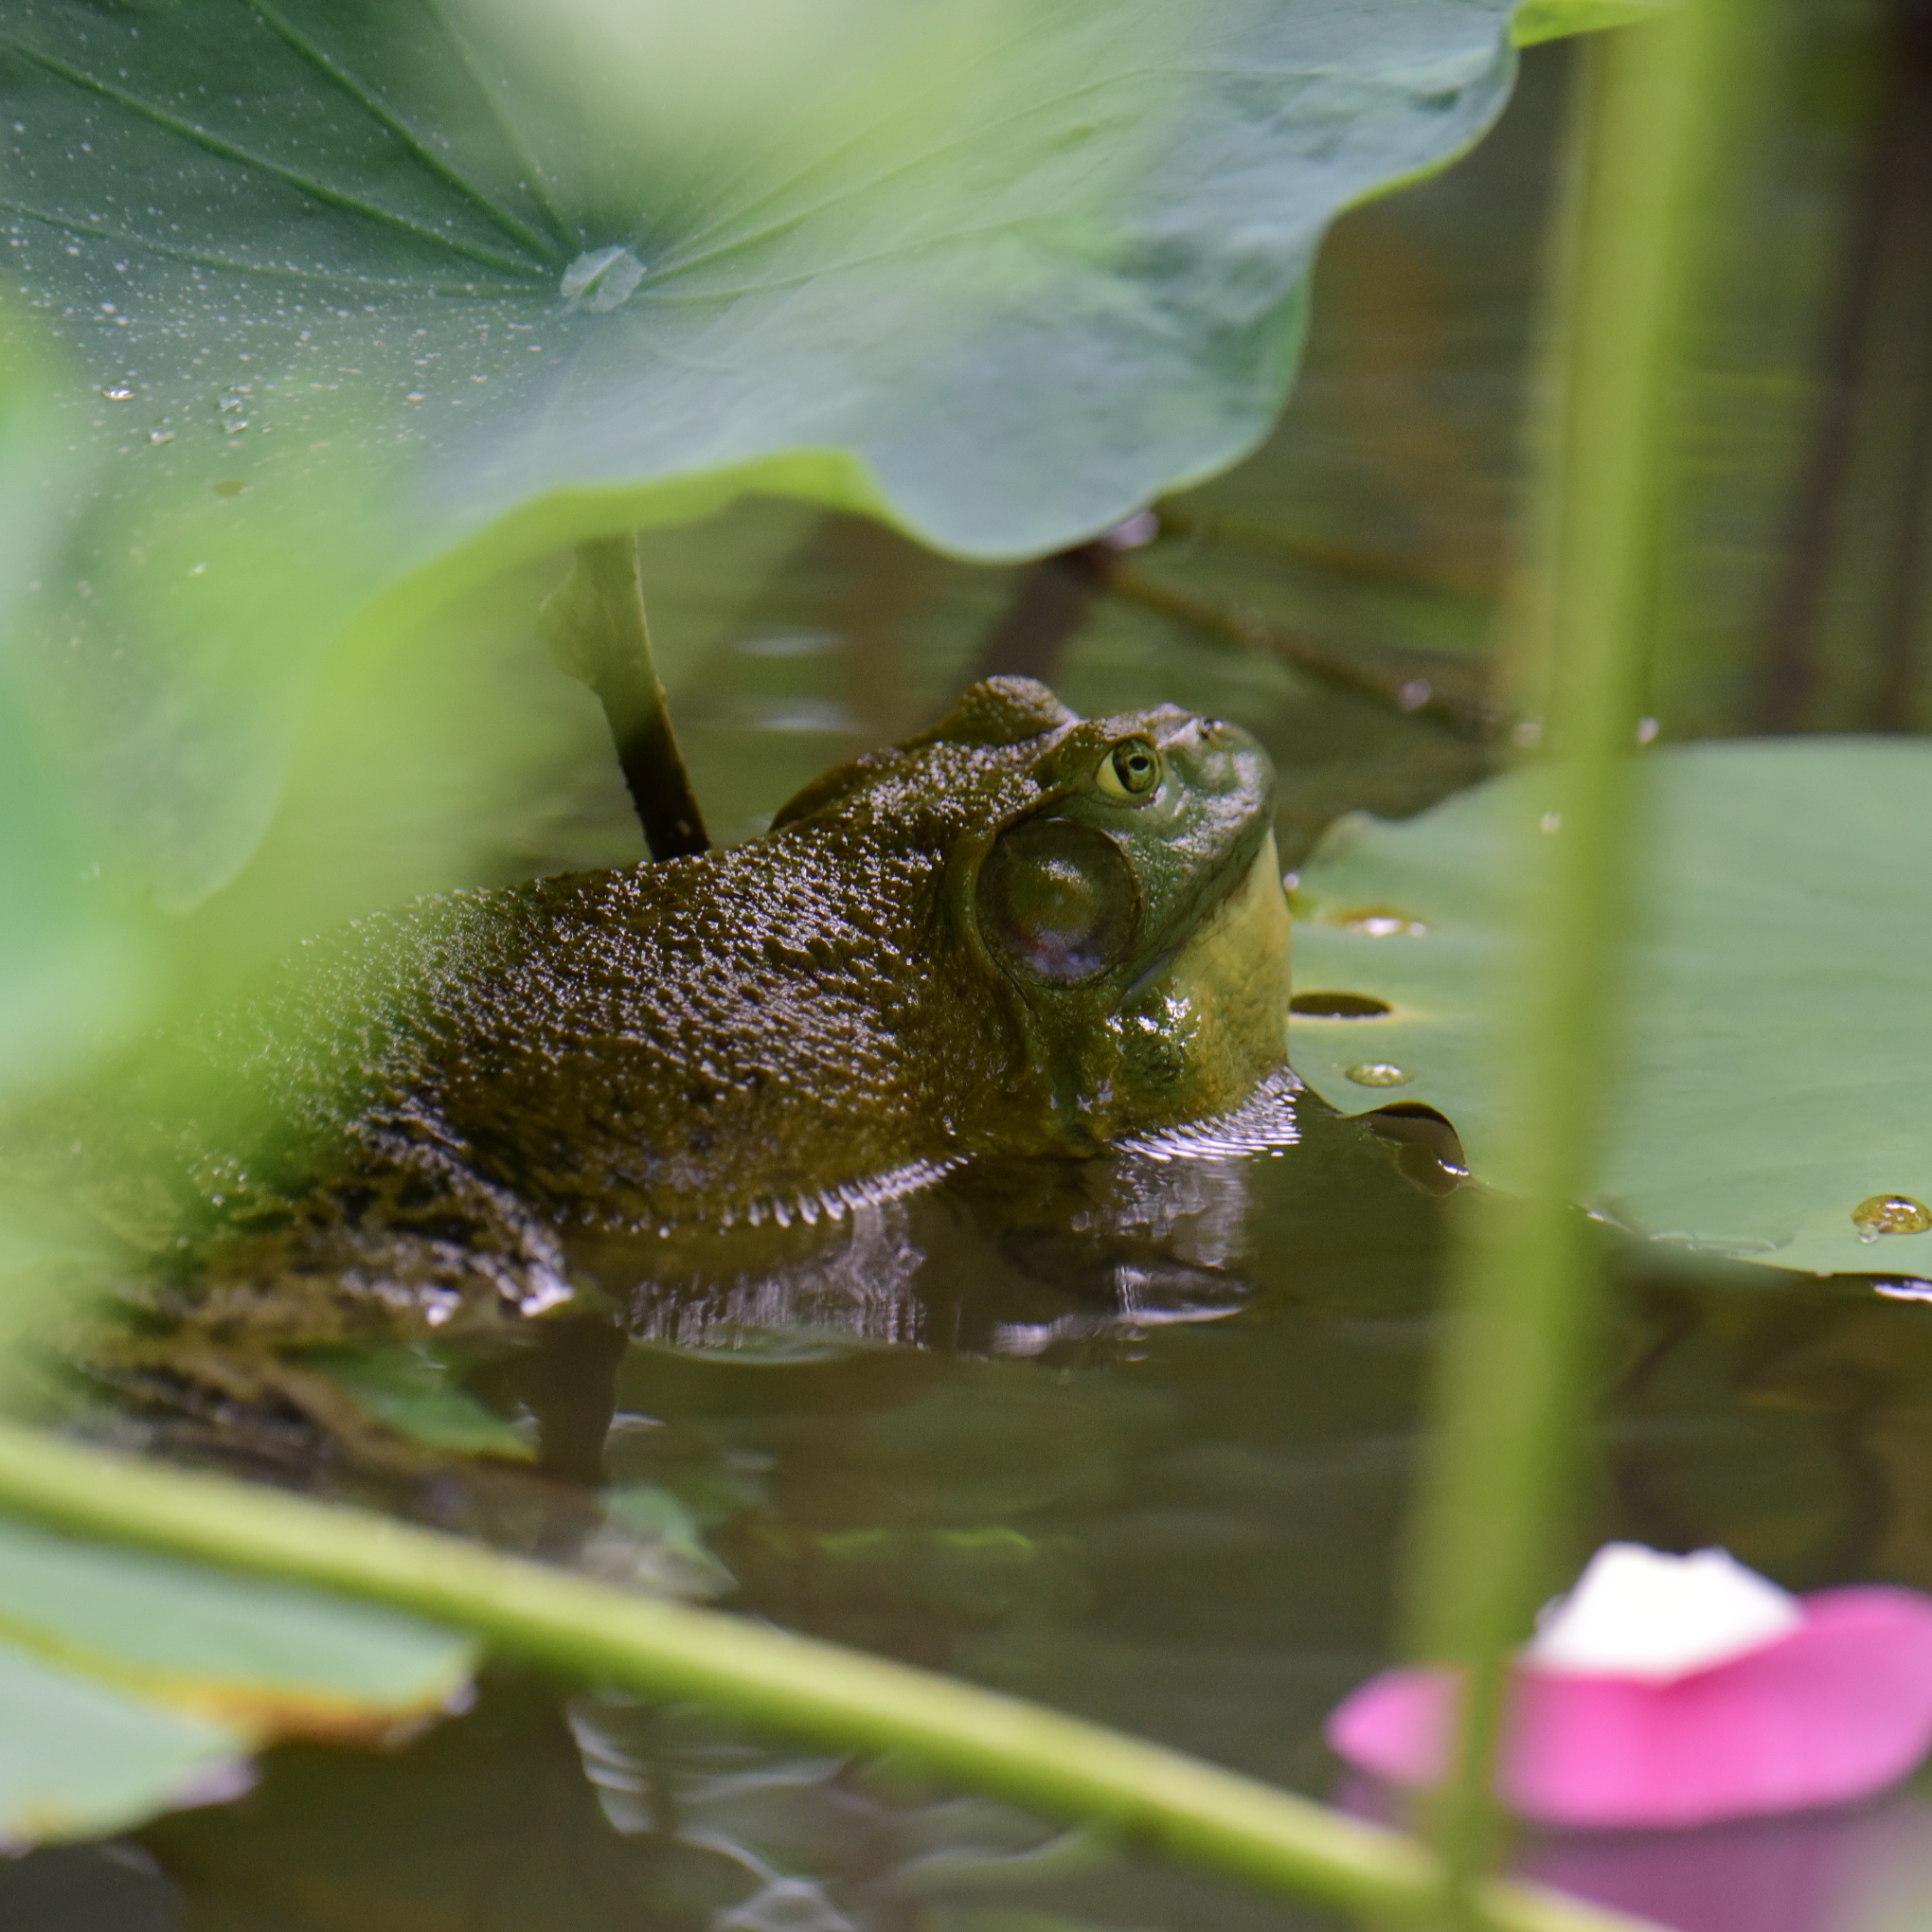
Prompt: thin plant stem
<box><xmin>539</xmin><ymin>535</ymin><xmax>710</xmax><ymax>860</ymax></box>
<box><xmin>1399</xmin><ymin>5</ymin><xmax>1739</xmax><ymax>1921</ymax></box>
<box><xmin>0</xmin><ymin>1419</ymin><xmax>1664</xmax><ymax>1932</ymax></box>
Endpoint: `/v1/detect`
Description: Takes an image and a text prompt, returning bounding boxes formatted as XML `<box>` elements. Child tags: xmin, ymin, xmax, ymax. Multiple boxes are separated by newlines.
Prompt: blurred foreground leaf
<box><xmin>0</xmin><ymin>329</ymin><xmax>152</xmax><ymax>1099</ymax></box>
<box><xmin>0</xmin><ymin>1641</ymin><xmax>245</xmax><ymax>1848</ymax></box>
<box><xmin>0</xmin><ymin>1515</ymin><xmax>474</xmax><ymax>1845</ymax></box>
<box><xmin>0</xmin><ymin>0</ymin><xmax>1570</xmax><ymax>907</ymax></box>
<box><xmin>1290</xmin><ymin>739</ymin><xmax>1932</xmax><ymax>1280</ymax></box>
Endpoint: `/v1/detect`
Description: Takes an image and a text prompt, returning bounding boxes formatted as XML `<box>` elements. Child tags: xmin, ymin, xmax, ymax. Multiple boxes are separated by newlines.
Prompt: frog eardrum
<box><xmin>978</xmin><ymin>816</ymin><xmax>1139</xmax><ymax>983</ymax></box>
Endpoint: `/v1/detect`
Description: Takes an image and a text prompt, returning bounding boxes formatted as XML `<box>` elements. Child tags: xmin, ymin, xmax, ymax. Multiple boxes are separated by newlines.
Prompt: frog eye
<box><xmin>977</xmin><ymin>817</ymin><xmax>1139</xmax><ymax>985</ymax></box>
<box><xmin>1096</xmin><ymin>738</ymin><xmax>1161</xmax><ymax>801</ymax></box>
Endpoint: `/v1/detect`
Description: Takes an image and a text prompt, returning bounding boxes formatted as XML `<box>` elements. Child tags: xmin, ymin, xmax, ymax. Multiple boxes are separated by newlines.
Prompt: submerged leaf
<box><xmin>306</xmin><ymin>1345</ymin><xmax>534</xmax><ymax>1460</ymax></box>
<box><xmin>1289</xmin><ymin>741</ymin><xmax>1932</xmax><ymax>1280</ymax></box>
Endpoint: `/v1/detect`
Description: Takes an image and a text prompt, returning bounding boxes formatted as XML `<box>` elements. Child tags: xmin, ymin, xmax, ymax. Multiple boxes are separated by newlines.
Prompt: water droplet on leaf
<box><xmin>1346</xmin><ymin>1063</ymin><xmax>1413</xmax><ymax>1087</ymax></box>
<box><xmin>1334</xmin><ymin>907</ymin><xmax>1426</xmax><ymax>937</ymax></box>
<box><xmin>1853</xmin><ymin>1194</ymin><xmax>1932</xmax><ymax>1238</ymax></box>
<box><xmin>562</xmin><ymin>245</ymin><xmax>645</xmax><ymax>313</ymax></box>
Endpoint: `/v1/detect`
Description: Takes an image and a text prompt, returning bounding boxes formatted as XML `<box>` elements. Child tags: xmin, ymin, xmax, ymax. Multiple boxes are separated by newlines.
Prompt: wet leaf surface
<box><xmin>0</xmin><ymin>1517</ymin><xmax>475</xmax><ymax>1848</ymax></box>
<box><xmin>0</xmin><ymin>1641</ymin><xmax>246</xmax><ymax>1850</ymax></box>
<box><xmin>0</xmin><ymin>1516</ymin><xmax>475</xmax><ymax>1741</ymax></box>
<box><xmin>3</xmin><ymin>0</ymin><xmax>1541</xmax><ymax>907</ymax></box>
<box><xmin>1290</xmin><ymin>739</ymin><xmax>1932</xmax><ymax>1280</ymax></box>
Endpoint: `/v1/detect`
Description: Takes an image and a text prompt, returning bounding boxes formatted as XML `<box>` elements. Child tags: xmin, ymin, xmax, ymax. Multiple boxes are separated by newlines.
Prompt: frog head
<box><xmin>773</xmin><ymin>677</ymin><xmax>1290</xmax><ymax>1153</ymax></box>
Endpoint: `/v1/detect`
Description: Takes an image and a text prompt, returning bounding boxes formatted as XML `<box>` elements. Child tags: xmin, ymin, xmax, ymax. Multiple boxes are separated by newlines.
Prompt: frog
<box><xmin>54</xmin><ymin>676</ymin><xmax>1292</xmax><ymax>1458</ymax></box>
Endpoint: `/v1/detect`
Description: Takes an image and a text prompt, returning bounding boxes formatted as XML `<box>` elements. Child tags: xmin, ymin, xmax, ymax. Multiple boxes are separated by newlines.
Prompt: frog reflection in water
<box><xmin>88</xmin><ymin>676</ymin><xmax>1293</xmax><ymax>1419</ymax></box>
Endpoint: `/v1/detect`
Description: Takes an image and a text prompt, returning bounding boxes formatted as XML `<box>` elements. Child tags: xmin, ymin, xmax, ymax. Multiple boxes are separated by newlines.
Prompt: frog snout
<box><xmin>1159</xmin><ymin>715</ymin><xmax>1228</xmax><ymax>752</ymax></box>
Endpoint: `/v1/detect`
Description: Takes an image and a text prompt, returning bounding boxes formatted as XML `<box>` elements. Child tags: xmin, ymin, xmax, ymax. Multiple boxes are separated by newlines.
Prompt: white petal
<box><xmin>1526</xmin><ymin>1542</ymin><xmax>1802</xmax><ymax>1682</ymax></box>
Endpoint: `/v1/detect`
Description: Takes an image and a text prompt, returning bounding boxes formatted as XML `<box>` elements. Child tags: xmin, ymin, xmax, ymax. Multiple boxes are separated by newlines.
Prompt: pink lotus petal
<box><xmin>1326</xmin><ymin>1587</ymin><xmax>1932</xmax><ymax>1829</ymax></box>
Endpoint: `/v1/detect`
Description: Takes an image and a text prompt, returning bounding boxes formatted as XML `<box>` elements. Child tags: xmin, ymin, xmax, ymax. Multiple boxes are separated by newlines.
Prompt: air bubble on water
<box><xmin>1345</xmin><ymin>1063</ymin><xmax>1413</xmax><ymax>1087</ymax></box>
<box><xmin>101</xmin><ymin>384</ymin><xmax>133</xmax><ymax>401</ymax></box>
<box><xmin>562</xmin><ymin>245</ymin><xmax>645</xmax><ymax>313</ymax></box>
<box><xmin>222</xmin><ymin>418</ymin><xmax>248</xmax><ymax>434</ymax></box>
<box><xmin>148</xmin><ymin>428</ymin><xmax>172</xmax><ymax>443</ymax></box>
<box><xmin>1853</xmin><ymin>1193</ymin><xmax>1932</xmax><ymax>1239</ymax></box>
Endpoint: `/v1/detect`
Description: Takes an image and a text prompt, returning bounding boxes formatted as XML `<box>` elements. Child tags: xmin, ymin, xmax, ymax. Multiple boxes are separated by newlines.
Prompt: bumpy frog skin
<box><xmin>83</xmin><ymin>677</ymin><xmax>1292</xmax><ymax>1349</ymax></box>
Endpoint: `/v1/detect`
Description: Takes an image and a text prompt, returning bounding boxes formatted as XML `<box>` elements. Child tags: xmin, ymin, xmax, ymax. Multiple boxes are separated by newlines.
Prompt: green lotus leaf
<box><xmin>1510</xmin><ymin>1</ymin><xmax>1673</xmax><ymax>47</ymax></box>
<box><xmin>0</xmin><ymin>1638</ymin><xmax>247</xmax><ymax>1847</ymax></box>
<box><xmin>0</xmin><ymin>1514</ymin><xmax>477</xmax><ymax>1845</ymax></box>
<box><xmin>0</xmin><ymin>335</ymin><xmax>152</xmax><ymax>1098</ymax></box>
<box><xmin>1288</xmin><ymin>740</ymin><xmax>1932</xmax><ymax>1281</ymax></box>
<box><xmin>305</xmin><ymin>1345</ymin><xmax>535</xmax><ymax>1460</ymax></box>
<box><xmin>0</xmin><ymin>1516</ymin><xmax>475</xmax><ymax>1741</ymax></box>
<box><xmin>0</xmin><ymin>0</ymin><xmax>1581</xmax><ymax>908</ymax></box>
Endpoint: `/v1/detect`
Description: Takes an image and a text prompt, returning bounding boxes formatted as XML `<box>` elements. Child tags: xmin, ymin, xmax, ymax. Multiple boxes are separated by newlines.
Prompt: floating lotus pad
<box><xmin>0</xmin><ymin>1517</ymin><xmax>475</xmax><ymax>1844</ymax></box>
<box><xmin>1288</xmin><ymin>740</ymin><xmax>1932</xmax><ymax>1282</ymax></box>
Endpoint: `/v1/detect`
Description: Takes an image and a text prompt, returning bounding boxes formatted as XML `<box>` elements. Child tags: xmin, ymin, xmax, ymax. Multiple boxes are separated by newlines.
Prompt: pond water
<box><xmin>9</xmin><ymin>26</ymin><xmax>1932</xmax><ymax>1932</ymax></box>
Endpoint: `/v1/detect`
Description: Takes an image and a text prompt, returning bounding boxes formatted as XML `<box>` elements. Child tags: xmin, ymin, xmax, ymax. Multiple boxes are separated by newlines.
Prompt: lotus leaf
<box><xmin>0</xmin><ymin>1515</ymin><xmax>475</xmax><ymax>1843</ymax></box>
<box><xmin>1289</xmin><ymin>740</ymin><xmax>1932</xmax><ymax>1282</ymax></box>
<box><xmin>0</xmin><ymin>0</ymin><xmax>1609</xmax><ymax>906</ymax></box>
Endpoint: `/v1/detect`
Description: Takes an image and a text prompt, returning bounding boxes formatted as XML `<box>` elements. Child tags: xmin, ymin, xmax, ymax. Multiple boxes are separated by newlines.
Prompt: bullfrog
<box><xmin>56</xmin><ymin>676</ymin><xmax>1292</xmax><ymax>1441</ymax></box>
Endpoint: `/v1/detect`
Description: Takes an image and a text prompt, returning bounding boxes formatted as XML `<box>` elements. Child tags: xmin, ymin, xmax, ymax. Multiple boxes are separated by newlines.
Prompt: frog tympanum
<box><xmin>55</xmin><ymin>677</ymin><xmax>1293</xmax><ymax>1452</ymax></box>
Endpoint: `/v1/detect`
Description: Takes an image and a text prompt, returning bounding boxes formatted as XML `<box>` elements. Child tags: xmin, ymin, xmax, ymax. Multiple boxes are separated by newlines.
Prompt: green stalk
<box><xmin>0</xmin><ymin>1418</ymin><xmax>1662</xmax><ymax>1932</ymax></box>
<box><xmin>1402</xmin><ymin>4</ymin><xmax>1738</xmax><ymax>1919</ymax></box>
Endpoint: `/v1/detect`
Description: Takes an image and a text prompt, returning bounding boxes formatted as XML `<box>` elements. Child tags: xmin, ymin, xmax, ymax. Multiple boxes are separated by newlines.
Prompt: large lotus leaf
<box><xmin>0</xmin><ymin>1638</ymin><xmax>248</xmax><ymax>1847</ymax></box>
<box><xmin>0</xmin><ymin>0</ymin><xmax>1587</xmax><ymax>908</ymax></box>
<box><xmin>1287</xmin><ymin>740</ymin><xmax>1932</xmax><ymax>1281</ymax></box>
<box><xmin>0</xmin><ymin>1514</ymin><xmax>476</xmax><ymax>1846</ymax></box>
<box><xmin>0</xmin><ymin>334</ymin><xmax>152</xmax><ymax>1096</ymax></box>
<box><xmin>0</xmin><ymin>1515</ymin><xmax>474</xmax><ymax>1740</ymax></box>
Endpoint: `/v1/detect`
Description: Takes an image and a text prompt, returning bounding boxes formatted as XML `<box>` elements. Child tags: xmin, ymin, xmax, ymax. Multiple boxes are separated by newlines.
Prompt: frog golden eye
<box><xmin>1096</xmin><ymin>738</ymin><xmax>1161</xmax><ymax>800</ymax></box>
